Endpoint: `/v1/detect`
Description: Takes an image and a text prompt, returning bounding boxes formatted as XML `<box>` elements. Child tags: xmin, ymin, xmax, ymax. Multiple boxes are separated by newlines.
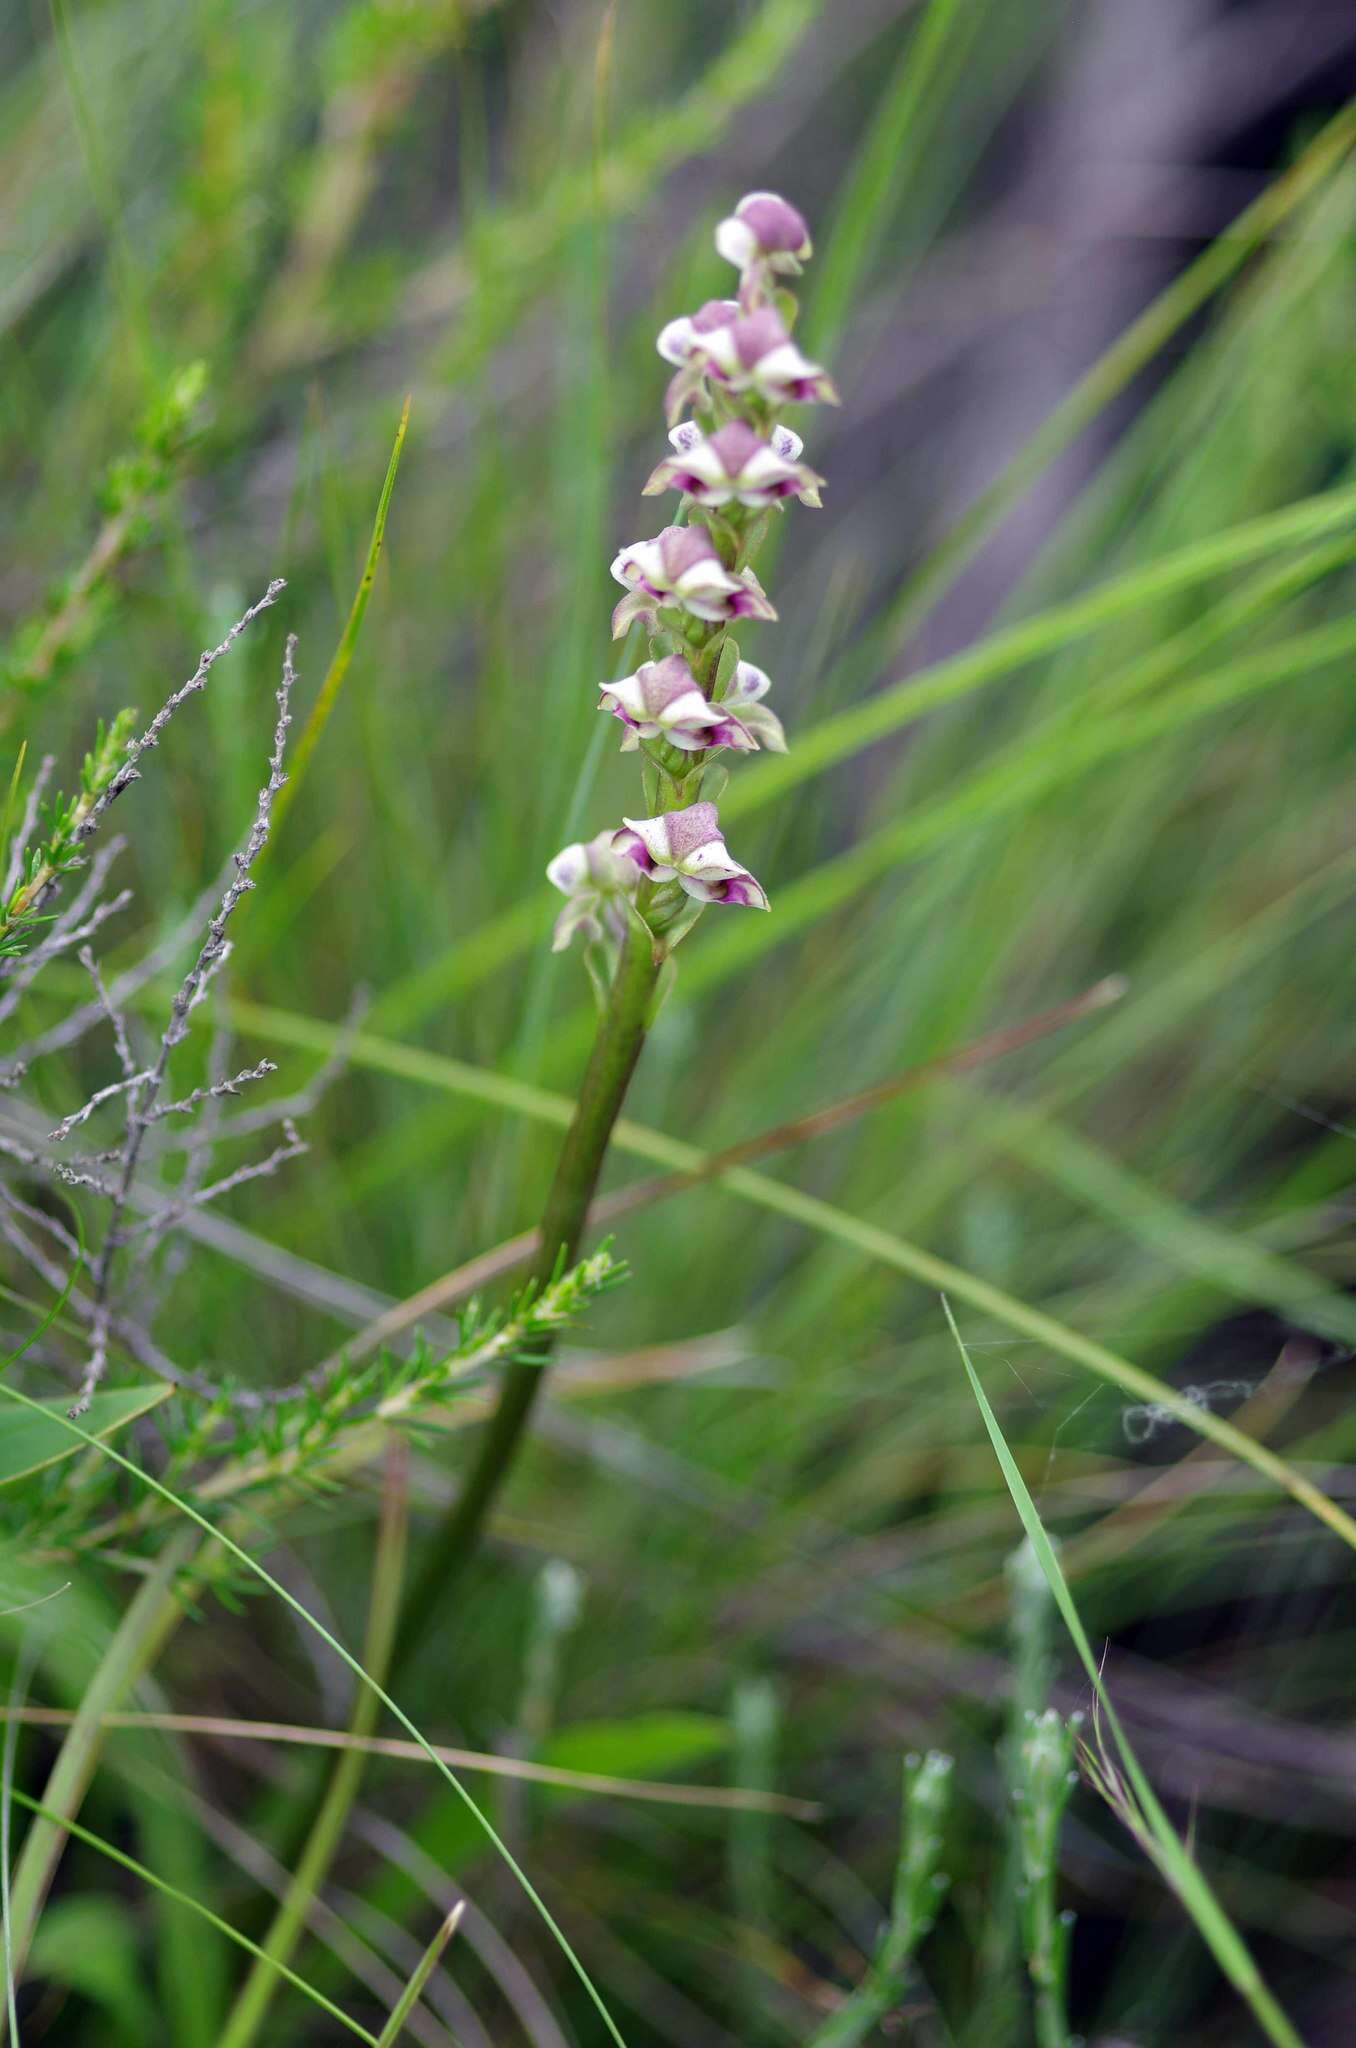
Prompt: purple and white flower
<box><xmin>609</xmin><ymin>524</ymin><xmax>776</xmax><ymax>636</ymax></box>
<box><xmin>656</xmin><ymin>298</ymin><xmax>741</xmax><ymax>368</ymax></box>
<box><xmin>644</xmin><ymin>420</ymin><xmax>823</xmax><ymax>510</ymax></box>
<box><xmin>613</xmin><ymin>801</ymin><xmax>769</xmax><ymax>909</ymax></box>
<box><xmin>715</xmin><ymin>191</ymin><xmax>812</xmax><ymax>279</ymax></box>
<box><xmin>546</xmin><ymin>832</ymin><xmax>640</xmax><ymax>952</ymax></box>
<box><xmin>658</xmin><ymin>302</ymin><xmax>837</xmax><ymax>412</ymax></box>
<box><xmin>717</xmin><ymin>658</ymin><xmax>787</xmax><ymax>753</ymax></box>
<box><xmin>600</xmin><ymin>655</ymin><xmax>768</xmax><ymax>754</ymax></box>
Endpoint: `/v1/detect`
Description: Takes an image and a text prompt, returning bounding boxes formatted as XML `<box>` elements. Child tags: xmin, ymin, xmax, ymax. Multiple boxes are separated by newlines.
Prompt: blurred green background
<box><xmin>5</xmin><ymin>0</ymin><xmax>1356</xmax><ymax>2041</ymax></box>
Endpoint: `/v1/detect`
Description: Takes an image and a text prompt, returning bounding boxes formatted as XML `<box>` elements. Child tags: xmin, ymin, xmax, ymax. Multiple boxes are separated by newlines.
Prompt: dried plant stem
<box><xmin>392</xmin><ymin>917</ymin><xmax>663</xmax><ymax>1674</ymax></box>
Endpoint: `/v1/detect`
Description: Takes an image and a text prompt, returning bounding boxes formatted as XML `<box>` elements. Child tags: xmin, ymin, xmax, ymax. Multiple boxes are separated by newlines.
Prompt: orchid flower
<box><xmin>658</xmin><ymin>302</ymin><xmax>838</xmax><ymax>418</ymax></box>
<box><xmin>609</xmin><ymin>525</ymin><xmax>776</xmax><ymax>637</ymax></box>
<box><xmin>599</xmin><ymin>656</ymin><xmax>762</xmax><ymax>753</ymax></box>
<box><xmin>715</xmin><ymin>191</ymin><xmax>812</xmax><ymax>283</ymax></box>
<box><xmin>546</xmin><ymin>832</ymin><xmax>640</xmax><ymax>952</ymax></box>
<box><xmin>613</xmin><ymin>801</ymin><xmax>768</xmax><ymax>910</ymax></box>
<box><xmin>643</xmin><ymin>420</ymin><xmax>823</xmax><ymax>510</ymax></box>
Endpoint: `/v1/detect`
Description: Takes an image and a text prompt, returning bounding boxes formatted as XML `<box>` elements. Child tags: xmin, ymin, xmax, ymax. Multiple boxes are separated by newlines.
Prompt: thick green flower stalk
<box><xmin>397</xmin><ymin>191</ymin><xmax>837</xmax><ymax>1651</ymax></box>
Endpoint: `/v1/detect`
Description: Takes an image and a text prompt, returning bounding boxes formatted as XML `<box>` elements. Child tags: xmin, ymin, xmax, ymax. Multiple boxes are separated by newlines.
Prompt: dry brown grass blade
<box><xmin>0</xmin><ymin>1707</ymin><xmax>823</xmax><ymax>1821</ymax></box>
<box><xmin>331</xmin><ymin>977</ymin><xmax>1126</xmax><ymax>1369</ymax></box>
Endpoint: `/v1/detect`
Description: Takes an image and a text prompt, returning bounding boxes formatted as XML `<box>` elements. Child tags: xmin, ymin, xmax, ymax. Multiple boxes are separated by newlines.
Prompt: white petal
<box><xmin>657</xmin><ymin>687</ymin><xmax>721</xmax><ymax>734</ymax></box>
<box><xmin>696</xmin><ymin>327</ymin><xmax>742</xmax><ymax>377</ymax></box>
<box><xmin>611</xmin><ymin>539</ymin><xmax>666</xmax><ymax>590</ymax></box>
<box><xmin>727</xmin><ymin>661</ymin><xmax>772</xmax><ymax>705</ymax></box>
<box><xmin>656</xmin><ymin>316</ymin><xmax>698</xmax><ymax>366</ymax></box>
<box><xmin>675</xmin><ymin>440</ymin><xmax>735</xmax><ymax>489</ymax></box>
<box><xmin>679</xmin><ymin>838</ymin><xmax>741</xmax><ymax>882</ymax></box>
<box><xmin>714</xmin><ymin>218</ymin><xmax>759</xmax><ymax>269</ymax></box>
<box><xmin>770</xmin><ymin>423</ymin><xmax>803</xmax><ymax>460</ymax></box>
<box><xmin>677</xmin><ymin>874</ymin><xmax>724</xmax><ymax>904</ymax></box>
<box><xmin>755</xmin><ymin>340</ymin><xmax>819</xmax><ymax>387</ymax></box>
<box><xmin>669</xmin><ymin>421</ymin><xmax>703</xmax><ymax>454</ymax></box>
<box><xmin>601</xmin><ymin>675</ymin><xmax>649</xmax><ymax>720</ymax></box>
<box><xmin>620</xmin><ymin>814</ymin><xmax>676</xmax><ymax>866</ymax></box>
<box><xmin>546</xmin><ymin>843</ymin><xmax>589</xmax><ymax>895</ymax></box>
<box><xmin>739</xmin><ymin>446</ymin><xmax>797</xmax><ymax>490</ymax></box>
<box><xmin>673</xmin><ymin>558</ymin><xmax>740</xmax><ymax>600</ymax></box>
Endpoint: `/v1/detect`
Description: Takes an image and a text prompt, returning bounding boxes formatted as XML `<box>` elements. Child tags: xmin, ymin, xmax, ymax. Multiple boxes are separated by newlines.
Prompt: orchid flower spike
<box><xmin>715</xmin><ymin>191</ymin><xmax>812</xmax><ymax>287</ymax></box>
<box><xmin>609</xmin><ymin>525</ymin><xmax>776</xmax><ymax>637</ymax></box>
<box><xmin>546</xmin><ymin>832</ymin><xmax>640</xmax><ymax>952</ymax></box>
<box><xmin>600</xmin><ymin>654</ymin><xmax>783</xmax><ymax>754</ymax></box>
<box><xmin>658</xmin><ymin>302</ymin><xmax>838</xmax><ymax>420</ymax></box>
<box><xmin>549</xmin><ymin>192</ymin><xmax>829</xmax><ymax>967</ymax></box>
<box><xmin>644</xmin><ymin>420</ymin><xmax>823</xmax><ymax>510</ymax></box>
<box><xmin>613</xmin><ymin>801</ymin><xmax>768</xmax><ymax>909</ymax></box>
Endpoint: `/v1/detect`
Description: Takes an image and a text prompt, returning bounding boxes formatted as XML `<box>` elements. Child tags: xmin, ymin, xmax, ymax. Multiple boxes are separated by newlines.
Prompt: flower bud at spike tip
<box><xmin>715</xmin><ymin>191</ymin><xmax>812</xmax><ymax>276</ymax></box>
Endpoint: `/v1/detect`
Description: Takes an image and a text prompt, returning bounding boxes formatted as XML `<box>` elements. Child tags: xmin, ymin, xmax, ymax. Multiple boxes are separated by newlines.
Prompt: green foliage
<box><xmin>25</xmin><ymin>1894</ymin><xmax>158</xmax><ymax>2045</ymax></box>
<box><xmin>0</xmin><ymin>1382</ymin><xmax>169</xmax><ymax>1488</ymax></box>
<box><xmin>810</xmin><ymin>1750</ymin><xmax>954</xmax><ymax>2046</ymax></box>
<box><xmin>3</xmin><ymin>366</ymin><xmax>206</xmax><ymax>699</ymax></box>
<box><xmin>2</xmin><ymin>1</ymin><xmax>1356</xmax><ymax>2042</ymax></box>
<box><xmin>0</xmin><ymin>707</ymin><xmax>136</xmax><ymax>956</ymax></box>
<box><xmin>9</xmin><ymin>1250</ymin><xmax>626</xmax><ymax>1568</ymax></box>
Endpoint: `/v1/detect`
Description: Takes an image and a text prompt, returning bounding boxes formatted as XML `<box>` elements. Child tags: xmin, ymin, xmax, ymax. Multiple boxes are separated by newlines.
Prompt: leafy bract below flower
<box><xmin>715</xmin><ymin>191</ymin><xmax>812</xmax><ymax>278</ymax></box>
<box><xmin>614</xmin><ymin>801</ymin><xmax>768</xmax><ymax>909</ymax></box>
<box><xmin>546</xmin><ymin>832</ymin><xmax>639</xmax><ymax>953</ymax></box>
<box><xmin>609</xmin><ymin>524</ymin><xmax>776</xmax><ymax>637</ymax></box>
<box><xmin>644</xmin><ymin>420</ymin><xmax>823</xmax><ymax>510</ymax></box>
<box><xmin>599</xmin><ymin>655</ymin><xmax>784</xmax><ymax>755</ymax></box>
<box><xmin>658</xmin><ymin>301</ymin><xmax>838</xmax><ymax>418</ymax></box>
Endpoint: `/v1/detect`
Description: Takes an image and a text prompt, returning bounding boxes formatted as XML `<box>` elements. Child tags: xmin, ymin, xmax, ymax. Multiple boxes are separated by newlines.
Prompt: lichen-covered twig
<box><xmin>68</xmin><ymin>634</ymin><xmax>297</xmax><ymax>1413</ymax></box>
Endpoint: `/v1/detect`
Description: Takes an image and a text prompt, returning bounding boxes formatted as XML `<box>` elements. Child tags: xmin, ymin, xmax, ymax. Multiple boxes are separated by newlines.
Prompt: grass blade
<box><xmin>0</xmin><ymin>1382</ymin><xmax>630</xmax><ymax>2048</ymax></box>
<box><xmin>944</xmin><ymin>1298</ymin><xmax>1303</xmax><ymax>2048</ymax></box>
<box><xmin>374</xmin><ymin>1902</ymin><xmax>465</xmax><ymax>2048</ymax></box>
<box><xmin>270</xmin><ymin>397</ymin><xmax>411</xmax><ymax>838</ymax></box>
<box><xmin>6</xmin><ymin>1788</ymin><xmax>377</xmax><ymax>2044</ymax></box>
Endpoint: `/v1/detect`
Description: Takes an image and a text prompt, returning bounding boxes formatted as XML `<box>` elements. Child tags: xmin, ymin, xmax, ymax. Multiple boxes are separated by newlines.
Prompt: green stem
<box><xmin>4</xmin><ymin>1527</ymin><xmax>197</xmax><ymax>2001</ymax></box>
<box><xmin>391</xmin><ymin>914</ymin><xmax>662</xmax><ymax>1675</ymax></box>
<box><xmin>215</xmin><ymin>1446</ymin><xmax>409</xmax><ymax>2048</ymax></box>
<box><xmin>374</xmin><ymin>1903</ymin><xmax>463</xmax><ymax>2048</ymax></box>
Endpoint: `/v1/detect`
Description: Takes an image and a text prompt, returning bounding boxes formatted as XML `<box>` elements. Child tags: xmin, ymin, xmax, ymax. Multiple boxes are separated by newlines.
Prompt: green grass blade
<box><xmin>725</xmin><ymin>480</ymin><xmax>1356</xmax><ymax>826</ymax></box>
<box><xmin>363</xmin><ymin>479</ymin><xmax>1356</xmax><ymax>1029</ymax></box>
<box><xmin>876</xmin><ymin>96</ymin><xmax>1356</xmax><ymax>640</ymax></box>
<box><xmin>217</xmin><ymin>1449</ymin><xmax>410</xmax><ymax>2048</ymax></box>
<box><xmin>166</xmin><ymin>984</ymin><xmax>1356</xmax><ymax>1557</ymax></box>
<box><xmin>374</xmin><ymin>1903</ymin><xmax>464</xmax><ymax>2048</ymax></box>
<box><xmin>0</xmin><ymin>1383</ymin><xmax>629</xmax><ymax>2048</ymax></box>
<box><xmin>4</xmin><ymin>1528</ymin><xmax>196</xmax><ymax>1983</ymax></box>
<box><xmin>270</xmin><ymin>396</ymin><xmax>411</xmax><ymax>839</ymax></box>
<box><xmin>6</xmin><ymin>1788</ymin><xmax>377</xmax><ymax>2045</ymax></box>
<box><xmin>810</xmin><ymin>0</ymin><xmax>975</xmax><ymax>352</ymax></box>
<box><xmin>944</xmin><ymin>1300</ymin><xmax>1304</xmax><ymax>2048</ymax></box>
